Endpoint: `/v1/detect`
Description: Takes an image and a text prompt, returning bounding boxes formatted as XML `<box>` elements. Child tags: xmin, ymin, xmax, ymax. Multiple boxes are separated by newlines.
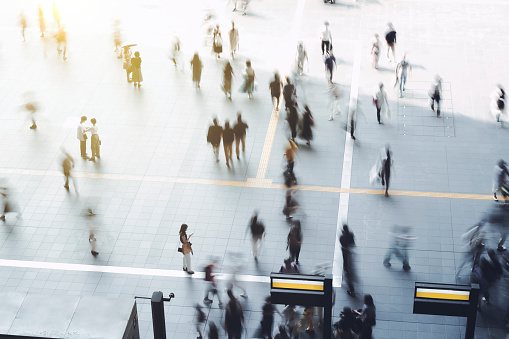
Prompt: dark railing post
<box><xmin>323</xmin><ymin>274</ymin><xmax>333</xmax><ymax>339</ymax></box>
<box><xmin>465</xmin><ymin>284</ymin><xmax>479</xmax><ymax>339</ymax></box>
<box><xmin>151</xmin><ymin>291</ymin><xmax>166</xmax><ymax>339</ymax></box>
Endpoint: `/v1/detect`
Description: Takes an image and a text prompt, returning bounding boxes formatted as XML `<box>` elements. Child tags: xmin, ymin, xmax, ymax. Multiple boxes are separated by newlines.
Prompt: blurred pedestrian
<box><xmin>226</xmin><ymin>252</ymin><xmax>248</xmax><ymax>298</ymax></box>
<box><xmin>327</xmin><ymin>82</ymin><xmax>341</xmax><ymax>121</ymax></box>
<box><xmin>113</xmin><ymin>20</ymin><xmax>122</xmax><ymax>58</ymax></box>
<box><xmin>284</xmin><ymin>139</ymin><xmax>298</xmax><ymax>176</ymax></box>
<box><xmin>229</xmin><ymin>21</ymin><xmax>239</xmax><ymax>59</ymax></box>
<box><xmin>302</xmin><ymin>307</ymin><xmax>315</xmax><ymax>333</ymax></box>
<box><xmin>204</xmin><ymin>259</ymin><xmax>223</xmax><ymax>307</ymax></box>
<box><xmin>296</xmin><ymin>42</ymin><xmax>308</xmax><ymax>76</ymax></box>
<box><xmin>85</xmin><ymin>208</ymin><xmax>99</xmax><ymax>256</ymax></box>
<box><xmin>491</xmin><ymin>84</ymin><xmax>506</xmax><ymax>125</ymax></box>
<box><xmin>471</xmin><ymin>203</ymin><xmax>509</xmax><ymax>252</ymax></box>
<box><xmin>195</xmin><ymin>304</ymin><xmax>207</xmax><ymax>339</ymax></box>
<box><xmin>282</xmin><ymin>305</ymin><xmax>300</xmax><ymax>339</ymax></box>
<box><xmin>287</xmin><ymin>221</ymin><xmax>302</xmax><ymax>264</ymax></box>
<box><xmin>88</xmin><ymin>118</ymin><xmax>100</xmax><ymax>161</ymax></box>
<box><xmin>212</xmin><ymin>25</ymin><xmax>223</xmax><ymax>59</ymax></box>
<box><xmin>270</xmin><ymin>73</ymin><xmax>283</xmax><ymax>111</ymax></box>
<box><xmin>383</xmin><ymin>225</ymin><xmax>414</xmax><ymax>270</ymax></box>
<box><xmin>179</xmin><ymin>224</ymin><xmax>194</xmax><ymax>274</ymax></box>
<box><xmin>324</xmin><ymin>50</ymin><xmax>337</xmax><ymax>83</ymax></box>
<box><xmin>77</xmin><ymin>116</ymin><xmax>88</xmax><ymax>159</ymax></box>
<box><xmin>123</xmin><ymin>46</ymin><xmax>132</xmax><ymax>82</ymax></box>
<box><xmin>131</xmin><ymin>51</ymin><xmax>143</xmax><ymax>87</ymax></box>
<box><xmin>380</xmin><ymin>146</ymin><xmax>393</xmax><ymax>196</ymax></box>
<box><xmin>225</xmin><ymin>289</ymin><xmax>244</xmax><ymax>339</ymax></box>
<box><xmin>395</xmin><ymin>53</ymin><xmax>412</xmax><ymax>98</ymax></box>
<box><xmin>493</xmin><ymin>160</ymin><xmax>509</xmax><ymax>201</ymax></box>
<box><xmin>247</xmin><ymin>211</ymin><xmax>265</xmax><ymax>262</ymax></box>
<box><xmin>55</xmin><ymin>26</ymin><xmax>67</xmax><ymax>60</ymax></box>
<box><xmin>286</xmin><ymin>105</ymin><xmax>299</xmax><ymax>141</ymax></box>
<box><xmin>19</xmin><ymin>12</ymin><xmax>27</xmax><ymax>42</ymax></box>
<box><xmin>61</xmin><ymin>150</ymin><xmax>77</xmax><ymax>193</ymax></box>
<box><xmin>340</xmin><ymin>225</ymin><xmax>356</xmax><ymax>295</ymax></box>
<box><xmin>223</xmin><ymin>62</ymin><xmax>234</xmax><ymax>100</ymax></box>
<box><xmin>283</xmin><ymin>77</ymin><xmax>297</xmax><ymax>111</ymax></box>
<box><xmin>373</xmin><ymin>82</ymin><xmax>389</xmax><ymax>124</ymax></box>
<box><xmin>370</xmin><ymin>34</ymin><xmax>380</xmax><ymax>69</ymax></box>
<box><xmin>207</xmin><ymin>118</ymin><xmax>223</xmax><ymax>163</ymax></box>
<box><xmin>208</xmin><ymin>322</ymin><xmax>219</xmax><ymax>339</ymax></box>
<box><xmin>353</xmin><ymin>294</ymin><xmax>376</xmax><ymax>339</ymax></box>
<box><xmin>279</xmin><ymin>257</ymin><xmax>300</xmax><ymax>273</ymax></box>
<box><xmin>191</xmin><ymin>53</ymin><xmax>203</xmax><ymax>88</ymax></box>
<box><xmin>170</xmin><ymin>36</ymin><xmax>183</xmax><ymax>69</ymax></box>
<box><xmin>333</xmin><ymin>307</ymin><xmax>355</xmax><ymax>339</ymax></box>
<box><xmin>233</xmin><ymin>0</ymin><xmax>248</xmax><ymax>15</ymax></box>
<box><xmin>38</xmin><ymin>6</ymin><xmax>45</xmax><ymax>38</ymax></box>
<box><xmin>456</xmin><ymin>225</ymin><xmax>485</xmax><ymax>278</ymax></box>
<box><xmin>283</xmin><ymin>189</ymin><xmax>298</xmax><ymax>219</ymax></box>
<box><xmin>348</xmin><ymin>106</ymin><xmax>363</xmax><ymax>141</ymax></box>
<box><xmin>385</xmin><ymin>22</ymin><xmax>396</xmax><ymax>62</ymax></box>
<box><xmin>233</xmin><ymin>113</ymin><xmax>248</xmax><ymax>160</ymax></box>
<box><xmin>429</xmin><ymin>75</ymin><xmax>442</xmax><ymax>117</ymax></box>
<box><xmin>239</xmin><ymin>60</ymin><xmax>255</xmax><ymax>99</ymax></box>
<box><xmin>22</xmin><ymin>94</ymin><xmax>38</xmax><ymax>130</ymax></box>
<box><xmin>321</xmin><ymin>21</ymin><xmax>332</xmax><ymax>55</ymax></box>
<box><xmin>0</xmin><ymin>185</ymin><xmax>20</xmax><ymax>223</ymax></box>
<box><xmin>256</xmin><ymin>296</ymin><xmax>281</xmax><ymax>339</ymax></box>
<box><xmin>274</xmin><ymin>325</ymin><xmax>290</xmax><ymax>339</ymax></box>
<box><xmin>52</xmin><ymin>2</ymin><xmax>61</xmax><ymax>28</ymax></box>
<box><xmin>300</xmin><ymin>105</ymin><xmax>314</xmax><ymax>146</ymax></box>
<box><xmin>471</xmin><ymin>249</ymin><xmax>502</xmax><ymax>308</ymax></box>
<box><xmin>223</xmin><ymin>120</ymin><xmax>234</xmax><ymax>167</ymax></box>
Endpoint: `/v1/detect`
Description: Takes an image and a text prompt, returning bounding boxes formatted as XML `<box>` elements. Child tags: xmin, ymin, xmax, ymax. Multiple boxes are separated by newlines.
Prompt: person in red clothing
<box><xmin>203</xmin><ymin>259</ymin><xmax>223</xmax><ymax>307</ymax></box>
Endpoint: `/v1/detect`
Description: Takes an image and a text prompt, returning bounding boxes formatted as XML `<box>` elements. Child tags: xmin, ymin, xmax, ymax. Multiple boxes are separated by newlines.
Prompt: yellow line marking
<box><xmin>272</xmin><ymin>282</ymin><xmax>324</xmax><ymax>291</ymax></box>
<box><xmin>0</xmin><ymin>168</ymin><xmax>500</xmax><ymax>201</ymax></box>
<box><xmin>256</xmin><ymin>106</ymin><xmax>280</xmax><ymax>180</ymax></box>
<box><xmin>416</xmin><ymin>292</ymin><xmax>469</xmax><ymax>301</ymax></box>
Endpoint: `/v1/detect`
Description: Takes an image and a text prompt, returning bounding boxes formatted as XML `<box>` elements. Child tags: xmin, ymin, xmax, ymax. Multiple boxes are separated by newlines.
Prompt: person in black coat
<box><xmin>233</xmin><ymin>113</ymin><xmax>248</xmax><ymax>160</ymax></box>
<box><xmin>223</xmin><ymin>120</ymin><xmax>235</xmax><ymax>167</ymax></box>
<box><xmin>340</xmin><ymin>225</ymin><xmax>356</xmax><ymax>295</ymax></box>
<box><xmin>283</xmin><ymin>77</ymin><xmax>296</xmax><ymax>111</ymax></box>
<box><xmin>287</xmin><ymin>105</ymin><xmax>299</xmax><ymax>141</ymax></box>
<box><xmin>299</xmin><ymin>105</ymin><xmax>314</xmax><ymax>145</ymax></box>
<box><xmin>207</xmin><ymin>118</ymin><xmax>223</xmax><ymax>163</ymax></box>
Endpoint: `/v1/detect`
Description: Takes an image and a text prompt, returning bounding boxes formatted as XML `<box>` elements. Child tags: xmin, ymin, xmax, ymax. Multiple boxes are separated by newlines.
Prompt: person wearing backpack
<box><xmin>247</xmin><ymin>212</ymin><xmax>265</xmax><ymax>262</ymax></box>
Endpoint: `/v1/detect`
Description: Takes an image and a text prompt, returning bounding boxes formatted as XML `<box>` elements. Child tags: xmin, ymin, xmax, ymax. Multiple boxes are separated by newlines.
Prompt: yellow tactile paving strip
<box><xmin>256</xmin><ymin>106</ymin><xmax>281</xmax><ymax>180</ymax></box>
<box><xmin>0</xmin><ymin>168</ymin><xmax>495</xmax><ymax>201</ymax></box>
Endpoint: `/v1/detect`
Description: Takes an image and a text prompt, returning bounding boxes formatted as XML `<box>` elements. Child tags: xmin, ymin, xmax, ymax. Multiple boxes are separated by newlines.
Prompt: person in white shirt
<box><xmin>374</xmin><ymin>83</ymin><xmax>389</xmax><ymax>124</ymax></box>
<box><xmin>89</xmin><ymin>118</ymin><xmax>100</xmax><ymax>161</ymax></box>
<box><xmin>321</xmin><ymin>21</ymin><xmax>332</xmax><ymax>55</ymax></box>
<box><xmin>77</xmin><ymin>116</ymin><xmax>88</xmax><ymax>159</ymax></box>
<box><xmin>295</xmin><ymin>41</ymin><xmax>308</xmax><ymax>75</ymax></box>
<box><xmin>229</xmin><ymin>21</ymin><xmax>239</xmax><ymax>59</ymax></box>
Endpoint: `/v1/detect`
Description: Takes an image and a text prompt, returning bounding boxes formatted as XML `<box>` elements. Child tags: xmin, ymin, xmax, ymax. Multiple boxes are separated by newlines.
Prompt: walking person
<box><xmin>247</xmin><ymin>211</ymin><xmax>265</xmax><ymax>262</ymax></box>
<box><xmin>270</xmin><ymin>73</ymin><xmax>283</xmax><ymax>111</ymax></box>
<box><xmin>471</xmin><ymin>249</ymin><xmax>502</xmax><ymax>309</ymax></box>
<box><xmin>88</xmin><ymin>118</ymin><xmax>100</xmax><ymax>161</ymax></box>
<box><xmin>223</xmin><ymin>62</ymin><xmax>234</xmax><ymax>100</ymax></box>
<box><xmin>225</xmin><ymin>289</ymin><xmax>244</xmax><ymax>339</ymax></box>
<box><xmin>385</xmin><ymin>22</ymin><xmax>397</xmax><ymax>62</ymax></box>
<box><xmin>212</xmin><ymin>25</ymin><xmax>223</xmax><ymax>59</ymax></box>
<box><xmin>85</xmin><ymin>208</ymin><xmax>99</xmax><ymax>256</ymax></box>
<box><xmin>348</xmin><ymin>107</ymin><xmax>364</xmax><ymax>141</ymax></box>
<box><xmin>52</xmin><ymin>2</ymin><xmax>61</xmax><ymax>28</ymax></box>
<box><xmin>239</xmin><ymin>61</ymin><xmax>255</xmax><ymax>99</ymax></box>
<box><xmin>233</xmin><ymin>113</ymin><xmax>248</xmax><ymax>160</ymax></box>
<box><xmin>77</xmin><ymin>116</ymin><xmax>88</xmax><ymax>159</ymax></box>
<box><xmin>299</xmin><ymin>105</ymin><xmax>314</xmax><ymax>146</ymax></box>
<box><xmin>0</xmin><ymin>184</ymin><xmax>21</xmax><ymax>223</ymax></box>
<box><xmin>370</xmin><ymin>33</ymin><xmax>380</xmax><ymax>69</ymax></box>
<box><xmin>383</xmin><ymin>226</ymin><xmax>414</xmax><ymax>270</ymax></box>
<box><xmin>491</xmin><ymin>84</ymin><xmax>506</xmax><ymax>125</ymax></box>
<box><xmin>223</xmin><ymin>120</ymin><xmax>234</xmax><ymax>167</ymax></box>
<box><xmin>207</xmin><ymin>118</ymin><xmax>223</xmax><ymax>163</ymax></box>
<box><xmin>429</xmin><ymin>75</ymin><xmax>442</xmax><ymax>117</ymax></box>
<box><xmin>380</xmin><ymin>146</ymin><xmax>393</xmax><ymax>197</ymax></box>
<box><xmin>283</xmin><ymin>77</ymin><xmax>297</xmax><ymax>112</ymax></box>
<box><xmin>38</xmin><ymin>6</ymin><xmax>45</xmax><ymax>38</ymax></box>
<box><xmin>287</xmin><ymin>221</ymin><xmax>302</xmax><ymax>264</ymax></box>
<box><xmin>113</xmin><ymin>20</ymin><xmax>122</xmax><ymax>58</ymax></box>
<box><xmin>191</xmin><ymin>53</ymin><xmax>203</xmax><ymax>88</ymax></box>
<box><xmin>256</xmin><ymin>297</ymin><xmax>281</xmax><ymax>339</ymax></box>
<box><xmin>328</xmin><ymin>82</ymin><xmax>341</xmax><ymax>121</ymax></box>
<box><xmin>395</xmin><ymin>53</ymin><xmax>412</xmax><ymax>98</ymax></box>
<box><xmin>19</xmin><ymin>12</ymin><xmax>27</xmax><ymax>42</ymax></box>
<box><xmin>287</xmin><ymin>105</ymin><xmax>299</xmax><ymax>142</ymax></box>
<box><xmin>203</xmin><ymin>259</ymin><xmax>223</xmax><ymax>307</ymax></box>
<box><xmin>170</xmin><ymin>36</ymin><xmax>183</xmax><ymax>69</ymax></box>
<box><xmin>225</xmin><ymin>252</ymin><xmax>248</xmax><ymax>298</ymax></box>
<box><xmin>229</xmin><ymin>22</ymin><xmax>239</xmax><ymax>59</ymax></box>
<box><xmin>179</xmin><ymin>224</ymin><xmax>195</xmax><ymax>274</ymax></box>
<box><xmin>353</xmin><ymin>294</ymin><xmax>377</xmax><ymax>339</ymax></box>
<box><xmin>279</xmin><ymin>258</ymin><xmax>300</xmax><ymax>273</ymax></box>
<box><xmin>55</xmin><ymin>26</ymin><xmax>67</xmax><ymax>60</ymax></box>
<box><xmin>61</xmin><ymin>150</ymin><xmax>77</xmax><ymax>193</ymax></box>
<box><xmin>208</xmin><ymin>322</ymin><xmax>219</xmax><ymax>339</ymax></box>
<box><xmin>123</xmin><ymin>46</ymin><xmax>132</xmax><ymax>82</ymax></box>
<box><xmin>295</xmin><ymin>42</ymin><xmax>308</xmax><ymax>76</ymax></box>
<box><xmin>373</xmin><ymin>83</ymin><xmax>389</xmax><ymax>124</ymax></box>
<box><xmin>131</xmin><ymin>51</ymin><xmax>143</xmax><ymax>87</ymax></box>
<box><xmin>320</xmin><ymin>21</ymin><xmax>332</xmax><ymax>55</ymax></box>
<box><xmin>324</xmin><ymin>50</ymin><xmax>337</xmax><ymax>83</ymax></box>
<box><xmin>284</xmin><ymin>140</ymin><xmax>298</xmax><ymax>176</ymax></box>
<box><xmin>493</xmin><ymin>160</ymin><xmax>509</xmax><ymax>201</ymax></box>
<box><xmin>22</xmin><ymin>94</ymin><xmax>38</xmax><ymax>130</ymax></box>
<box><xmin>340</xmin><ymin>225</ymin><xmax>356</xmax><ymax>295</ymax></box>
<box><xmin>283</xmin><ymin>189</ymin><xmax>298</xmax><ymax>219</ymax></box>
<box><xmin>195</xmin><ymin>304</ymin><xmax>207</xmax><ymax>339</ymax></box>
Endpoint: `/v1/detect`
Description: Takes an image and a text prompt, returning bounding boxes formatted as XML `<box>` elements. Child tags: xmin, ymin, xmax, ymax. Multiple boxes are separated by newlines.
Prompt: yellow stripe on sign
<box><xmin>272</xmin><ymin>282</ymin><xmax>324</xmax><ymax>291</ymax></box>
<box><xmin>416</xmin><ymin>292</ymin><xmax>469</xmax><ymax>301</ymax></box>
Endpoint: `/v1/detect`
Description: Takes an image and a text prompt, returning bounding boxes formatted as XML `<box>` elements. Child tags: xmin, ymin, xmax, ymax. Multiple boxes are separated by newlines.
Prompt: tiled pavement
<box><xmin>1</xmin><ymin>0</ymin><xmax>509</xmax><ymax>338</ymax></box>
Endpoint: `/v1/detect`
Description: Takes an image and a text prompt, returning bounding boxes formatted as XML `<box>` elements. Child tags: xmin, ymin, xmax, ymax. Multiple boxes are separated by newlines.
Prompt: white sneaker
<box><xmin>328</xmin><ymin>117</ymin><xmax>333</xmax><ymax>121</ymax></box>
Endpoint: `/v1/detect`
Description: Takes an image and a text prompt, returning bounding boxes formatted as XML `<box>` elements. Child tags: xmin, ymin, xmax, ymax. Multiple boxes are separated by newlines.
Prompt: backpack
<box><xmin>204</xmin><ymin>265</ymin><xmax>213</xmax><ymax>282</ymax></box>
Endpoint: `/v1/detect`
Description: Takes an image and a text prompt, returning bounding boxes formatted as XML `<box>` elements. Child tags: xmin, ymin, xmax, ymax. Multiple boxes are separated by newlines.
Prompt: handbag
<box><xmin>178</xmin><ymin>247</ymin><xmax>183</xmax><ymax>253</ymax></box>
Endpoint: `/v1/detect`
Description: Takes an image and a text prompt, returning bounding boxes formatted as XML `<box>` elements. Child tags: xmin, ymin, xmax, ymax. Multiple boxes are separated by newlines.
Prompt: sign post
<box><xmin>270</xmin><ymin>273</ymin><xmax>333</xmax><ymax>339</ymax></box>
<box><xmin>413</xmin><ymin>282</ymin><xmax>479</xmax><ymax>339</ymax></box>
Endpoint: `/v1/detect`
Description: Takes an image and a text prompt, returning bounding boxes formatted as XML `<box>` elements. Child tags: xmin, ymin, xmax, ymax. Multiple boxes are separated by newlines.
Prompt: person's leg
<box><xmin>185</xmin><ymin>253</ymin><xmax>192</xmax><ymax>271</ymax></box>
<box><xmin>385</xmin><ymin>172</ymin><xmax>390</xmax><ymax>196</ymax></box>
<box><xmin>383</xmin><ymin>247</ymin><xmax>393</xmax><ymax>266</ymax></box>
<box><xmin>241</xmin><ymin>135</ymin><xmax>245</xmax><ymax>153</ymax></box>
<box><xmin>213</xmin><ymin>144</ymin><xmax>219</xmax><ymax>162</ymax></box>
<box><xmin>224</xmin><ymin>144</ymin><xmax>229</xmax><ymax>165</ymax></box>
<box><xmin>350</xmin><ymin>118</ymin><xmax>355</xmax><ymax>139</ymax></box>
<box><xmin>295</xmin><ymin>246</ymin><xmax>300</xmax><ymax>263</ymax></box>
<box><xmin>80</xmin><ymin>140</ymin><xmax>87</xmax><ymax>158</ymax></box>
<box><xmin>235</xmin><ymin>138</ymin><xmax>241</xmax><ymax>159</ymax></box>
<box><xmin>321</xmin><ymin>40</ymin><xmax>325</xmax><ymax>55</ymax></box>
<box><xmin>63</xmin><ymin>42</ymin><xmax>67</xmax><ymax>59</ymax></box>
<box><xmin>251</xmin><ymin>237</ymin><xmax>258</xmax><ymax>259</ymax></box>
<box><xmin>377</xmin><ymin>106</ymin><xmax>381</xmax><ymax>124</ymax></box>
<box><xmin>64</xmin><ymin>175</ymin><xmax>69</xmax><ymax>190</ymax></box>
<box><xmin>437</xmin><ymin>98</ymin><xmax>441</xmax><ymax>117</ymax></box>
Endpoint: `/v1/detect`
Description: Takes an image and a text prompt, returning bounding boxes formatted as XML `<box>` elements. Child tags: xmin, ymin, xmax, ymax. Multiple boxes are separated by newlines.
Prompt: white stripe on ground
<box><xmin>332</xmin><ymin>40</ymin><xmax>362</xmax><ymax>288</ymax></box>
<box><xmin>0</xmin><ymin>258</ymin><xmax>270</xmax><ymax>283</ymax></box>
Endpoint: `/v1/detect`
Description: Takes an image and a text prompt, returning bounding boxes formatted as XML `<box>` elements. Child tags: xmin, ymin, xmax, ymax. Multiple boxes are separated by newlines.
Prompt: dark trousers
<box><xmin>289</xmin><ymin>245</ymin><xmax>300</xmax><ymax>263</ymax></box>
<box><xmin>80</xmin><ymin>140</ymin><xmax>87</xmax><ymax>158</ymax></box>
<box><xmin>431</xmin><ymin>97</ymin><xmax>441</xmax><ymax>116</ymax></box>
<box><xmin>376</xmin><ymin>106</ymin><xmax>381</xmax><ymax>123</ymax></box>
<box><xmin>321</xmin><ymin>40</ymin><xmax>330</xmax><ymax>55</ymax></box>
<box><xmin>381</xmin><ymin>170</ymin><xmax>390</xmax><ymax>190</ymax></box>
<box><xmin>342</xmin><ymin>248</ymin><xmax>355</xmax><ymax>292</ymax></box>
<box><xmin>350</xmin><ymin>118</ymin><xmax>355</xmax><ymax>138</ymax></box>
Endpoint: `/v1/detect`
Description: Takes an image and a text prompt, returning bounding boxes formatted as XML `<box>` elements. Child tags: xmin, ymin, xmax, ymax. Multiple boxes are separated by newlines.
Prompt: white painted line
<box><xmin>332</xmin><ymin>40</ymin><xmax>362</xmax><ymax>288</ymax></box>
<box><xmin>0</xmin><ymin>258</ymin><xmax>270</xmax><ymax>283</ymax></box>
